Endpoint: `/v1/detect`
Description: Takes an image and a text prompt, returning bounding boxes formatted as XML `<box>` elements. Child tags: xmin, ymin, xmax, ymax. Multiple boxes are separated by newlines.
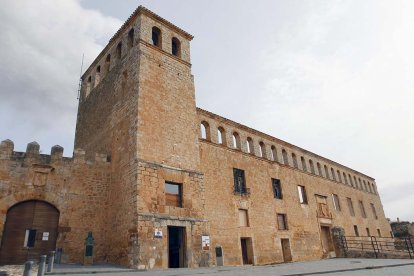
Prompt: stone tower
<box><xmin>75</xmin><ymin>6</ymin><xmax>209</xmax><ymax>268</ymax></box>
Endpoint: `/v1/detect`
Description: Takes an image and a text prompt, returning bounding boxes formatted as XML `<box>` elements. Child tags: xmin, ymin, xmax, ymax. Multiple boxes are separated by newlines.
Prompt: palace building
<box><xmin>0</xmin><ymin>6</ymin><xmax>391</xmax><ymax>269</ymax></box>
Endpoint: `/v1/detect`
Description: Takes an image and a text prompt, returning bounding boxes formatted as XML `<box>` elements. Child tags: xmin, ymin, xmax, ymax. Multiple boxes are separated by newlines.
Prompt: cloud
<box><xmin>252</xmin><ymin>0</ymin><xmax>414</xmax><ymax>220</ymax></box>
<box><xmin>0</xmin><ymin>0</ymin><xmax>122</xmax><ymax>154</ymax></box>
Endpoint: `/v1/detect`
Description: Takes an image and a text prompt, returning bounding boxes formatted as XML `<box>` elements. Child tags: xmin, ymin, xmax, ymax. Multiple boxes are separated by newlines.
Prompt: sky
<box><xmin>1</xmin><ymin>0</ymin><xmax>413</xmax><ymax>222</ymax></box>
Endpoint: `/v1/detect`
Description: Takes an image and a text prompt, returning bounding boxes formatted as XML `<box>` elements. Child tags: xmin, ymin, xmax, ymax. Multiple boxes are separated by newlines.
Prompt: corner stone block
<box><xmin>51</xmin><ymin>145</ymin><xmax>64</xmax><ymax>162</ymax></box>
<box><xmin>0</xmin><ymin>139</ymin><xmax>14</xmax><ymax>159</ymax></box>
<box><xmin>26</xmin><ymin>141</ymin><xmax>40</xmax><ymax>156</ymax></box>
<box><xmin>73</xmin><ymin>148</ymin><xmax>86</xmax><ymax>163</ymax></box>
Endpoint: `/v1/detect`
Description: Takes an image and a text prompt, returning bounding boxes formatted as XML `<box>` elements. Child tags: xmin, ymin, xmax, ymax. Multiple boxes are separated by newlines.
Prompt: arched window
<box><xmin>200</xmin><ymin>121</ymin><xmax>210</xmax><ymax>140</ymax></box>
<box><xmin>105</xmin><ymin>54</ymin><xmax>111</xmax><ymax>73</ymax></box>
<box><xmin>349</xmin><ymin>174</ymin><xmax>354</xmax><ymax>187</ymax></box>
<box><xmin>337</xmin><ymin>170</ymin><xmax>342</xmax><ymax>183</ymax></box>
<box><xmin>259</xmin><ymin>142</ymin><xmax>266</xmax><ymax>158</ymax></box>
<box><xmin>343</xmin><ymin>172</ymin><xmax>348</xmax><ymax>185</ymax></box>
<box><xmin>367</xmin><ymin>181</ymin><xmax>372</xmax><ymax>193</ymax></box>
<box><xmin>354</xmin><ymin>176</ymin><xmax>358</xmax><ymax>188</ymax></box>
<box><xmin>363</xmin><ymin>180</ymin><xmax>368</xmax><ymax>191</ymax></box>
<box><xmin>128</xmin><ymin>28</ymin><xmax>135</xmax><ymax>48</ymax></box>
<box><xmin>217</xmin><ymin>127</ymin><xmax>226</xmax><ymax>145</ymax></box>
<box><xmin>86</xmin><ymin>76</ymin><xmax>92</xmax><ymax>97</ymax></box>
<box><xmin>152</xmin><ymin>27</ymin><xmax>162</xmax><ymax>47</ymax></box>
<box><xmin>331</xmin><ymin>168</ymin><xmax>336</xmax><ymax>181</ymax></box>
<box><xmin>246</xmin><ymin>137</ymin><xmax>254</xmax><ymax>154</ymax></box>
<box><xmin>116</xmin><ymin>42</ymin><xmax>122</xmax><ymax>60</ymax></box>
<box><xmin>95</xmin><ymin>65</ymin><xmax>101</xmax><ymax>87</ymax></box>
<box><xmin>282</xmin><ymin>149</ymin><xmax>289</xmax><ymax>165</ymax></box>
<box><xmin>324</xmin><ymin>165</ymin><xmax>329</xmax><ymax>178</ymax></box>
<box><xmin>232</xmin><ymin>132</ymin><xmax>241</xmax><ymax>149</ymax></box>
<box><xmin>309</xmin><ymin>159</ymin><xmax>315</xmax><ymax>174</ymax></box>
<box><xmin>301</xmin><ymin>156</ymin><xmax>307</xmax><ymax>172</ymax></box>
<box><xmin>372</xmin><ymin>183</ymin><xmax>377</xmax><ymax>194</ymax></box>
<box><xmin>172</xmin><ymin>37</ymin><xmax>181</xmax><ymax>57</ymax></box>
<box><xmin>292</xmin><ymin>153</ymin><xmax>298</xmax><ymax>168</ymax></box>
<box><xmin>271</xmin><ymin>146</ymin><xmax>277</xmax><ymax>162</ymax></box>
<box><xmin>317</xmin><ymin>162</ymin><xmax>322</xmax><ymax>176</ymax></box>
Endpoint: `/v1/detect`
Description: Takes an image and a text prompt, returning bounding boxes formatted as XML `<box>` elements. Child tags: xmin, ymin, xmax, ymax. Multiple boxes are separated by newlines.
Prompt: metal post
<box><xmin>371</xmin><ymin>236</ymin><xmax>378</xmax><ymax>258</ymax></box>
<box><xmin>37</xmin><ymin>255</ymin><xmax>47</xmax><ymax>276</ymax></box>
<box><xmin>405</xmin><ymin>238</ymin><xmax>412</xmax><ymax>259</ymax></box>
<box><xmin>0</xmin><ymin>271</ymin><xmax>10</xmax><ymax>276</ymax></box>
<box><xmin>47</xmin><ymin>251</ymin><xmax>55</xmax><ymax>273</ymax></box>
<box><xmin>23</xmin><ymin>261</ymin><xmax>33</xmax><ymax>276</ymax></box>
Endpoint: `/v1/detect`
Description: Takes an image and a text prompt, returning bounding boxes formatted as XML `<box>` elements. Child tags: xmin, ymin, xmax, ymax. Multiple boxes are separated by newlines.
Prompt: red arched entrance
<box><xmin>0</xmin><ymin>200</ymin><xmax>60</xmax><ymax>265</ymax></box>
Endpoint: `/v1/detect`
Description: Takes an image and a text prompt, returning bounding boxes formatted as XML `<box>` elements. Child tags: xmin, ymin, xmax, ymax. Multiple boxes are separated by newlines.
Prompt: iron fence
<box><xmin>340</xmin><ymin>235</ymin><xmax>413</xmax><ymax>259</ymax></box>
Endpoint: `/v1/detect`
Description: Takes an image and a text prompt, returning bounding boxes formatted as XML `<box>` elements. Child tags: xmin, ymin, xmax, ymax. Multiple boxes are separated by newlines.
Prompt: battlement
<box><xmin>0</xmin><ymin>139</ymin><xmax>110</xmax><ymax>165</ymax></box>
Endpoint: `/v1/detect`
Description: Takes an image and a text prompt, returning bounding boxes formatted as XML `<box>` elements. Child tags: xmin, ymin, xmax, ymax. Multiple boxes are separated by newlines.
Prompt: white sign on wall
<box><xmin>202</xmin><ymin>235</ymin><xmax>210</xmax><ymax>250</ymax></box>
<box><xmin>154</xmin><ymin>229</ymin><xmax>163</xmax><ymax>238</ymax></box>
<box><xmin>42</xmin><ymin>232</ymin><xmax>49</xmax><ymax>241</ymax></box>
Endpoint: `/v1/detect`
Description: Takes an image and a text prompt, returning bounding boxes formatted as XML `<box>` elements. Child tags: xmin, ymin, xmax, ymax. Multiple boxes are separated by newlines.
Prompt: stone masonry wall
<box><xmin>0</xmin><ymin>140</ymin><xmax>110</xmax><ymax>264</ymax></box>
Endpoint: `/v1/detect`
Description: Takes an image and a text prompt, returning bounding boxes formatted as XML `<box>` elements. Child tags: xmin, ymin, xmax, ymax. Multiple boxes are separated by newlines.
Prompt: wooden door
<box><xmin>281</xmin><ymin>238</ymin><xmax>292</xmax><ymax>262</ymax></box>
<box><xmin>0</xmin><ymin>201</ymin><xmax>59</xmax><ymax>265</ymax></box>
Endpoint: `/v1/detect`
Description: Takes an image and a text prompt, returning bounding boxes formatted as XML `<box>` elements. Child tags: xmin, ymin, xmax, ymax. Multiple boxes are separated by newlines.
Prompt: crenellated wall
<box><xmin>0</xmin><ymin>140</ymin><xmax>111</xmax><ymax>264</ymax></box>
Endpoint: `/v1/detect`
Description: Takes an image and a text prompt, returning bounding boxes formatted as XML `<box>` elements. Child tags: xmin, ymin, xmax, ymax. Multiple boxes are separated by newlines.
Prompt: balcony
<box><xmin>234</xmin><ymin>187</ymin><xmax>250</xmax><ymax>197</ymax></box>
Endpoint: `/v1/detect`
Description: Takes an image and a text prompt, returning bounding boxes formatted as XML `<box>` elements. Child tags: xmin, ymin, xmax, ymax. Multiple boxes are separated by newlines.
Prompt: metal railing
<box><xmin>340</xmin><ymin>235</ymin><xmax>413</xmax><ymax>259</ymax></box>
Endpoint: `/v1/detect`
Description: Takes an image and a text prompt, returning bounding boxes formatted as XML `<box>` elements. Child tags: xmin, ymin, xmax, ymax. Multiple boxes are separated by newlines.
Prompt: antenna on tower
<box><xmin>77</xmin><ymin>54</ymin><xmax>85</xmax><ymax>100</ymax></box>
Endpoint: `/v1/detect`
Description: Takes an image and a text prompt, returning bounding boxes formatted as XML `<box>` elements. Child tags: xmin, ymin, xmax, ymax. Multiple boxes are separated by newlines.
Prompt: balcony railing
<box><xmin>234</xmin><ymin>187</ymin><xmax>250</xmax><ymax>196</ymax></box>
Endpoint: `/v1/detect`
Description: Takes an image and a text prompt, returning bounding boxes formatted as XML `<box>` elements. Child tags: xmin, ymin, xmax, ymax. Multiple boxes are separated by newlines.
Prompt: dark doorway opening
<box><xmin>0</xmin><ymin>200</ymin><xmax>60</xmax><ymax>265</ymax></box>
<box><xmin>281</xmin><ymin>238</ymin><xmax>292</xmax><ymax>262</ymax></box>
<box><xmin>168</xmin><ymin>226</ymin><xmax>186</xmax><ymax>268</ymax></box>
<box><xmin>320</xmin><ymin>225</ymin><xmax>334</xmax><ymax>258</ymax></box>
<box><xmin>240</xmin><ymin>237</ymin><xmax>253</xmax><ymax>265</ymax></box>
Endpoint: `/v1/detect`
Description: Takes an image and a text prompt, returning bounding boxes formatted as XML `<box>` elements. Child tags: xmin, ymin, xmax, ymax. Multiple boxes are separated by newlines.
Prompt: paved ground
<box><xmin>2</xmin><ymin>258</ymin><xmax>414</xmax><ymax>276</ymax></box>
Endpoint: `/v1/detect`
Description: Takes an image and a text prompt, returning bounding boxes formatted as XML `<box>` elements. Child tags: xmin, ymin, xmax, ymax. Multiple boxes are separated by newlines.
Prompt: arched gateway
<box><xmin>0</xmin><ymin>200</ymin><xmax>59</xmax><ymax>264</ymax></box>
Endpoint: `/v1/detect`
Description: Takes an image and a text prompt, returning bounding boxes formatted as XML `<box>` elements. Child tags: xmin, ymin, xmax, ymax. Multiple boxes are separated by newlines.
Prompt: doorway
<box><xmin>281</xmin><ymin>238</ymin><xmax>292</xmax><ymax>262</ymax></box>
<box><xmin>0</xmin><ymin>200</ymin><xmax>60</xmax><ymax>265</ymax></box>
<box><xmin>240</xmin><ymin>237</ymin><xmax>253</xmax><ymax>265</ymax></box>
<box><xmin>168</xmin><ymin>226</ymin><xmax>186</xmax><ymax>268</ymax></box>
<box><xmin>320</xmin><ymin>226</ymin><xmax>334</xmax><ymax>258</ymax></box>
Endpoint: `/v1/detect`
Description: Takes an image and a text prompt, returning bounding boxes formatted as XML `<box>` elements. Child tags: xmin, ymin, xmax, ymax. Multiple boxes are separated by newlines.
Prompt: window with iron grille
<box><xmin>233</xmin><ymin>168</ymin><xmax>247</xmax><ymax>194</ymax></box>
<box><xmin>277</xmin><ymin>213</ymin><xmax>288</xmax><ymax>230</ymax></box>
<box><xmin>370</xmin><ymin>203</ymin><xmax>378</xmax><ymax>219</ymax></box>
<box><xmin>272</xmin><ymin>178</ymin><xmax>282</xmax><ymax>199</ymax></box>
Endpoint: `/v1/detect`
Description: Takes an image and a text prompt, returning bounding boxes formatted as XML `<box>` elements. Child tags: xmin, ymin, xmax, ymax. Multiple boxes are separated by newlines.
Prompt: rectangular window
<box><xmin>297</xmin><ymin>185</ymin><xmax>308</xmax><ymax>204</ymax></box>
<box><xmin>347</xmin><ymin>198</ymin><xmax>355</xmax><ymax>216</ymax></box>
<box><xmin>24</xmin><ymin>229</ymin><xmax>37</xmax><ymax>248</ymax></box>
<box><xmin>370</xmin><ymin>203</ymin><xmax>378</xmax><ymax>219</ymax></box>
<box><xmin>277</xmin><ymin>213</ymin><xmax>288</xmax><ymax>230</ymax></box>
<box><xmin>233</xmin><ymin>168</ymin><xmax>247</xmax><ymax>194</ymax></box>
<box><xmin>359</xmin><ymin>200</ymin><xmax>367</xmax><ymax>218</ymax></box>
<box><xmin>272</xmin><ymin>178</ymin><xmax>282</xmax><ymax>199</ymax></box>
<box><xmin>366</xmin><ymin>228</ymin><xmax>370</xmax><ymax>237</ymax></box>
<box><xmin>332</xmin><ymin>194</ymin><xmax>341</xmax><ymax>211</ymax></box>
<box><xmin>165</xmin><ymin>182</ymin><xmax>182</xmax><ymax>207</ymax></box>
<box><xmin>354</xmin><ymin>225</ymin><xmax>359</xmax><ymax>237</ymax></box>
<box><xmin>377</xmin><ymin>229</ymin><xmax>381</xmax><ymax>237</ymax></box>
<box><xmin>239</xmin><ymin>209</ymin><xmax>249</xmax><ymax>227</ymax></box>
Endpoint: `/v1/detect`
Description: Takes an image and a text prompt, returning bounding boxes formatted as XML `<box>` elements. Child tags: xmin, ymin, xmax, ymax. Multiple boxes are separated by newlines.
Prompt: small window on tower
<box><xmin>165</xmin><ymin>182</ymin><xmax>182</xmax><ymax>207</ymax></box>
<box><xmin>172</xmin><ymin>37</ymin><xmax>181</xmax><ymax>57</ymax></box>
<box><xmin>152</xmin><ymin>27</ymin><xmax>162</xmax><ymax>47</ymax></box>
